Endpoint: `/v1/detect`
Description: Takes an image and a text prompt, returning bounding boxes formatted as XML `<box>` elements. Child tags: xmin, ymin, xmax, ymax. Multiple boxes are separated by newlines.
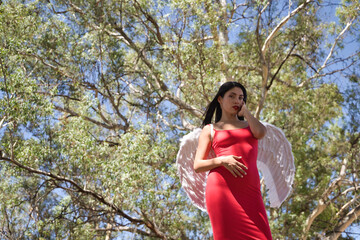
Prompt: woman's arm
<box><xmin>194</xmin><ymin>125</ymin><xmax>247</xmax><ymax>177</ymax></box>
<box><xmin>193</xmin><ymin>125</ymin><xmax>221</xmax><ymax>172</ymax></box>
<box><xmin>239</xmin><ymin>103</ymin><xmax>267</xmax><ymax>139</ymax></box>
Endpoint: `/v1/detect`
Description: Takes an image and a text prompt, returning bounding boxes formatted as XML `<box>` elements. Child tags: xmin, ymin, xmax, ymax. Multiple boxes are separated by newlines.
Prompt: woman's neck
<box><xmin>220</xmin><ymin>112</ymin><xmax>240</xmax><ymax>123</ymax></box>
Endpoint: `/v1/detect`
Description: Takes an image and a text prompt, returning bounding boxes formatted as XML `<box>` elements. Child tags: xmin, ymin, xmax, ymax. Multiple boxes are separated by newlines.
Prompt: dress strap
<box><xmin>210</xmin><ymin>124</ymin><xmax>214</xmax><ymax>142</ymax></box>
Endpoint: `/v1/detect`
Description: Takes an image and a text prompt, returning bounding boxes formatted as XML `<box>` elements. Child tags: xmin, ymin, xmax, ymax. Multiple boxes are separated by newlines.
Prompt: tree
<box><xmin>0</xmin><ymin>0</ymin><xmax>359</xmax><ymax>239</ymax></box>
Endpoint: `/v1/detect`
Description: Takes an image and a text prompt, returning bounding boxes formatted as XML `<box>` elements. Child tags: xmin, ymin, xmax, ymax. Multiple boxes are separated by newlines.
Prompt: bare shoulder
<box><xmin>249</xmin><ymin>120</ymin><xmax>267</xmax><ymax>139</ymax></box>
<box><xmin>200</xmin><ymin>124</ymin><xmax>211</xmax><ymax>139</ymax></box>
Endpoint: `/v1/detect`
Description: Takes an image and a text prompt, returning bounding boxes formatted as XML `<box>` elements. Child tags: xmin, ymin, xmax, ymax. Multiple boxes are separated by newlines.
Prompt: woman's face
<box><xmin>218</xmin><ymin>87</ymin><xmax>245</xmax><ymax>114</ymax></box>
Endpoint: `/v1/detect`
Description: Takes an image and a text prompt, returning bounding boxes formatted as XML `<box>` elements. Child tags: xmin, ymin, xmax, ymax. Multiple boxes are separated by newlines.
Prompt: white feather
<box><xmin>257</xmin><ymin>122</ymin><xmax>295</xmax><ymax>207</ymax></box>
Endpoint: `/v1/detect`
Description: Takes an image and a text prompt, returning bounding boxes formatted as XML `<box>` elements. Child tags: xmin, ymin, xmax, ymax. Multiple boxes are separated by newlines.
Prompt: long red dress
<box><xmin>206</xmin><ymin>126</ymin><xmax>273</xmax><ymax>240</ymax></box>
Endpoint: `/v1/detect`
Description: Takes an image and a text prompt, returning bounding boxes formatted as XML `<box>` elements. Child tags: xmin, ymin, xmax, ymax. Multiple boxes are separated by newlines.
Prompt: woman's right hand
<box><xmin>219</xmin><ymin>155</ymin><xmax>248</xmax><ymax>178</ymax></box>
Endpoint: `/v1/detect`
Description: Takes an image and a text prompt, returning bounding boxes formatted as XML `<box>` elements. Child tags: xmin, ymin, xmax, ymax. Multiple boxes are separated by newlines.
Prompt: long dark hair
<box><xmin>201</xmin><ymin>81</ymin><xmax>247</xmax><ymax>127</ymax></box>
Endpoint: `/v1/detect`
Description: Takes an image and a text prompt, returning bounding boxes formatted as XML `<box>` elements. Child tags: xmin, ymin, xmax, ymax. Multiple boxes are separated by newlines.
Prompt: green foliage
<box><xmin>0</xmin><ymin>0</ymin><xmax>359</xmax><ymax>239</ymax></box>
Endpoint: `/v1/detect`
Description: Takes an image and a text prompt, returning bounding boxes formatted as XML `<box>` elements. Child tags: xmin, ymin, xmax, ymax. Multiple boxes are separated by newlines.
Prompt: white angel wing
<box><xmin>257</xmin><ymin>122</ymin><xmax>295</xmax><ymax>208</ymax></box>
<box><xmin>175</xmin><ymin>128</ymin><xmax>215</xmax><ymax>211</ymax></box>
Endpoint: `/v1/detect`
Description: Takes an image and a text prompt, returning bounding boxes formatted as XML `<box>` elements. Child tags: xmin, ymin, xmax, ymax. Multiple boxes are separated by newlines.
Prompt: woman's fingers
<box><xmin>232</xmin><ymin>168</ymin><xmax>244</xmax><ymax>178</ymax></box>
<box><xmin>233</xmin><ymin>156</ymin><xmax>247</xmax><ymax>167</ymax></box>
<box><xmin>236</xmin><ymin>162</ymin><xmax>247</xmax><ymax>175</ymax></box>
<box><xmin>224</xmin><ymin>164</ymin><xmax>242</xmax><ymax>178</ymax></box>
<box><xmin>221</xmin><ymin>155</ymin><xmax>248</xmax><ymax>178</ymax></box>
<box><xmin>230</xmin><ymin>169</ymin><xmax>238</xmax><ymax>178</ymax></box>
<box><xmin>227</xmin><ymin>167</ymin><xmax>242</xmax><ymax>178</ymax></box>
<box><xmin>232</xmin><ymin>156</ymin><xmax>247</xmax><ymax>177</ymax></box>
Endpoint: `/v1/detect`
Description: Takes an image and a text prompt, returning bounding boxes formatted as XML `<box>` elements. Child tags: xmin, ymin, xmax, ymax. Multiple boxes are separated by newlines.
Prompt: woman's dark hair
<box><xmin>201</xmin><ymin>81</ymin><xmax>247</xmax><ymax>127</ymax></box>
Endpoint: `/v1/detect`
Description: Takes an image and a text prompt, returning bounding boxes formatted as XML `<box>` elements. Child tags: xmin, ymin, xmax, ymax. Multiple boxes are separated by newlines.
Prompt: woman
<box><xmin>194</xmin><ymin>82</ymin><xmax>272</xmax><ymax>239</ymax></box>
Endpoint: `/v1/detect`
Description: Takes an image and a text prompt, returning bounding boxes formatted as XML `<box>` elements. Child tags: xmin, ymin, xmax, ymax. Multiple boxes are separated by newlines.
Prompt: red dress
<box><xmin>206</xmin><ymin>126</ymin><xmax>273</xmax><ymax>240</ymax></box>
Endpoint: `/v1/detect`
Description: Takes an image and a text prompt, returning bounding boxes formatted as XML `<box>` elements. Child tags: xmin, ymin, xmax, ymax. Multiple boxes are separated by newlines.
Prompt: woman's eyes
<box><xmin>229</xmin><ymin>95</ymin><xmax>244</xmax><ymax>100</ymax></box>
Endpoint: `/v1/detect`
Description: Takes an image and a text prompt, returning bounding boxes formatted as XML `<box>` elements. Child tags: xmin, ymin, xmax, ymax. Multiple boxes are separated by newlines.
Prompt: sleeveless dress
<box><xmin>206</xmin><ymin>126</ymin><xmax>273</xmax><ymax>240</ymax></box>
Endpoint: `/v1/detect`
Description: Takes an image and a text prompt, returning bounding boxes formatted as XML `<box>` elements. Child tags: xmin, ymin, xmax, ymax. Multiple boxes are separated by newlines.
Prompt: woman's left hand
<box><xmin>237</xmin><ymin>102</ymin><xmax>249</xmax><ymax>118</ymax></box>
<box><xmin>237</xmin><ymin>103</ymin><xmax>267</xmax><ymax>139</ymax></box>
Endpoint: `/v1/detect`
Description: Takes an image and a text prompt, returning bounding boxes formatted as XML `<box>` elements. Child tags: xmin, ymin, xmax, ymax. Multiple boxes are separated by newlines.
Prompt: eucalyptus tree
<box><xmin>0</xmin><ymin>0</ymin><xmax>359</xmax><ymax>239</ymax></box>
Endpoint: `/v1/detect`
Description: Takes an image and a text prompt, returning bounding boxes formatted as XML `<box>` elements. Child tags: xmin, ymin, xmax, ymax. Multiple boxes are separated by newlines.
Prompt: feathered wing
<box><xmin>257</xmin><ymin>122</ymin><xmax>295</xmax><ymax>208</ymax></box>
<box><xmin>176</xmin><ymin>122</ymin><xmax>295</xmax><ymax>211</ymax></box>
<box><xmin>175</xmin><ymin>128</ymin><xmax>215</xmax><ymax>211</ymax></box>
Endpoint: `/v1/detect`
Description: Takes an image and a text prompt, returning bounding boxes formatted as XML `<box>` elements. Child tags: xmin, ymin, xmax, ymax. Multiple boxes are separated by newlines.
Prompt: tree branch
<box><xmin>290</xmin><ymin>53</ymin><xmax>318</xmax><ymax>73</ymax></box>
<box><xmin>254</xmin><ymin>1</ymin><xmax>270</xmax><ymax>119</ymax></box>
<box><xmin>261</xmin><ymin>0</ymin><xmax>313</xmax><ymax>56</ymax></box>
<box><xmin>140</xmin><ymin>210</ymin><xmax>167</xmax><ymax>239</ymax></box>
<box><xmin>266</xmin><ymin>42</ymin><xmax>297</xmax><ymax>90</ymax></box>
<box><xmin>336</xmin><ymin>195</ymin><xmax>359</xmax><ymax>218</ymax></box>
<box><xmin>298</xmin><ymin>16</ymin><xmax>356</xmax><ymax>88</ymax></box>
<box><xmin>302</xmin><ymin>158</ymin><xmax>348</xmax><ymax>240</ymax></box>
<box><xmin>0</xmin><ymin>154</ymin><xmax>147</xmax><ymax>227</ymax></box>
<box><xmin>95</xmin><ymin>226</ymin><xmax>157</xmax><ymax>237</ymax></box>
<box><xmin>53</xmin><ymin>105</ymin><xmax>127</xmax><ymax>131</ymax></box>
<box><xmin>328</xmin><ymin>204</ymin><xmax>360</xmax><ymax>240</ymax></box>
<box><xmin>320</xmin><ymin>17</ymin><xmax>355</xmax><ymax>71</ymax></box>
<box><xmin>133</xmin><ymin>0</ymin><xmax>164</xmax><ymax>45</ymax></box>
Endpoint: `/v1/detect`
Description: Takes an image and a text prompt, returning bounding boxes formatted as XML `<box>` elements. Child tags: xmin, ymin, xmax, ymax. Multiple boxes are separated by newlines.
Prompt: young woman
<box><xmin>194</xmin><ymin>82</ymin><xmax>272</xmax><ymax>239</ymax></box>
